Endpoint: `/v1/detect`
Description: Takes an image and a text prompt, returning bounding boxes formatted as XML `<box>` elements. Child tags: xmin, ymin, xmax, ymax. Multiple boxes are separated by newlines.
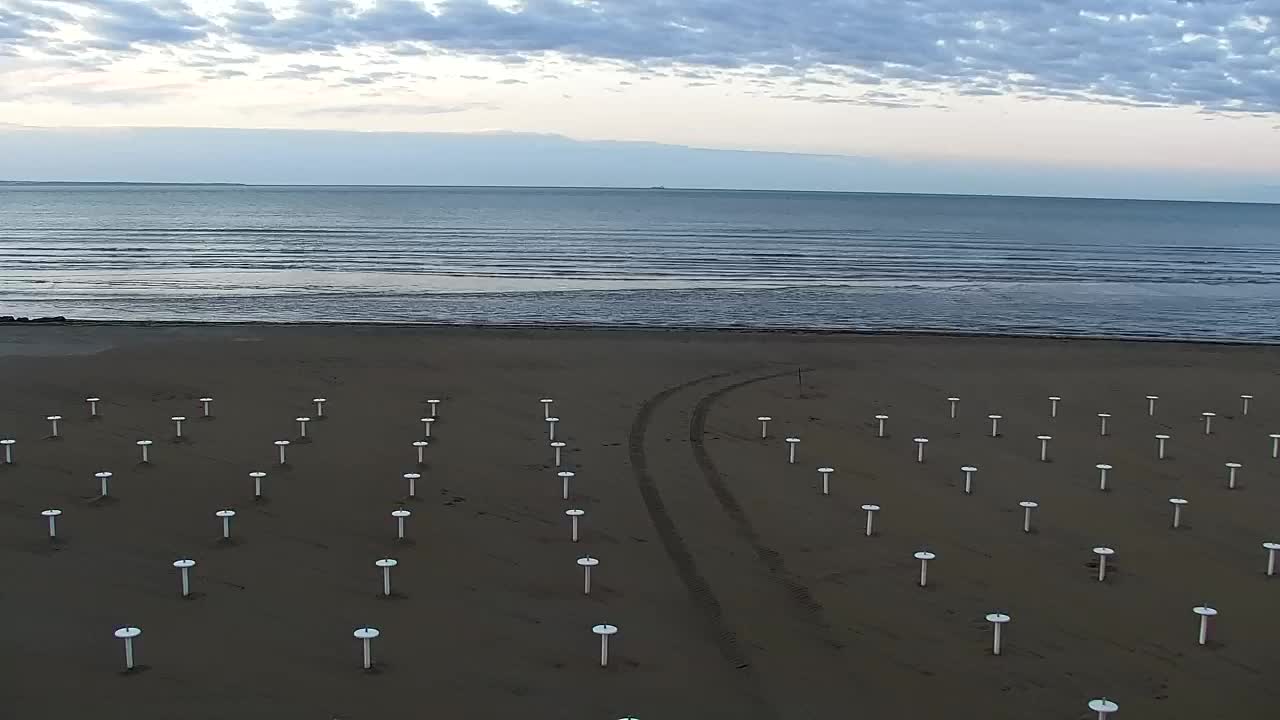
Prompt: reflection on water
<box><xmin>2</xmin><ymin>186</ymin><xmax>1278</xmax><ymax>341</ymax></box>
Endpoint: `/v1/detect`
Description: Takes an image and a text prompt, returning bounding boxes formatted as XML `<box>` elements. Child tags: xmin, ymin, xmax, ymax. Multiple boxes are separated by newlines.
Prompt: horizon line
<box><xmin>2</xmin><ymin>180</ymin><xmax>1277</xmax><ymax>206</ymax></box>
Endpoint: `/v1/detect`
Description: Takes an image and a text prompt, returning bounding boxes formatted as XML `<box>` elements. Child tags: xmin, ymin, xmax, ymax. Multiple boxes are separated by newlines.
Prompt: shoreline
<box><xmin>2</xmin><ymin>316</ymin><xmax>1276</xmax><ymax>347</ymax></box>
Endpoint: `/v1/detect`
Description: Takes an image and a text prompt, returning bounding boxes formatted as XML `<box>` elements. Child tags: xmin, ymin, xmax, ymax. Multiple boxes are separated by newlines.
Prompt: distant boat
<box><xmin>648</xmin><ymin>185</ymin><xmax>666</xmax><ymax>190</ymax></box>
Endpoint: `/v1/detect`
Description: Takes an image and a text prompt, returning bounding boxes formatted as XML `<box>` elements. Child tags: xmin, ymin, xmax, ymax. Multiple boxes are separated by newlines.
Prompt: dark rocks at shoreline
<box><xmin>0</xmin><ymin>316</ymin><xmax>68</xmax><ymax>324</ymax></box>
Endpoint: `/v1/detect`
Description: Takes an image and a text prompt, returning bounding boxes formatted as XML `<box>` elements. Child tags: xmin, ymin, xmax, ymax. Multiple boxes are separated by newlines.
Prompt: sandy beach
<box><xmin>1</xmin><ymin>324</ymin><xmax>1278</xmax><ymax>719</ymax></box>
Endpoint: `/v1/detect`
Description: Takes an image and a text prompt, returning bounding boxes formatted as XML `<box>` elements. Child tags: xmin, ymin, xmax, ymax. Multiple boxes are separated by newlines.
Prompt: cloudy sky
<box><xmin>0</xmin><ymin>0</ymin><xmax>1277</xmax><ymax>198</ymax></box>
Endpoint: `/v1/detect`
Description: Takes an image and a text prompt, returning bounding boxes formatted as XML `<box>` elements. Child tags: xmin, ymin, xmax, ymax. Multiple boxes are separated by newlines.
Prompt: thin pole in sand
<box><xmin>46</xmin><ymin>415</ymin><xmax>62</xmax><ymax>438</ymax></box>
<box><xmin>551</xmin><ymin>441</ymin><xmax>566</xmax><ymax>466</ymax></box>
<box><xmin>1096</xmin><ymin>464</ymin><xmax>1112</xmax><ymax>492</ymax></box>
<box><xmin>541</xmin><ymin>398</ymin><xmax>554</xmax><ymax>419</ymax></box>
<box><xmin>1093</xmin><ymin>547</ymin><xmax>1115</xmax><ymax>582</ymax></box>
<box><xmin>592</xmin><ymin>624</ymin><xmax>618</xmax><ymax>667</ymax></box>
<box><xmin>1241</xmin><ymin>394</ymin><xmax>1252</xmax><ymax>416</ymax></box>
<box><xmin>985</xmin><ymin>613</ymin><xmax>1010</xmax><ymax>656</ymax></box>
<box><xmin>173</xmin><ymin>559</ymin><xmax>195</xmax><ymax>598</ymax></box>
<box><xmin>114</xmin><ymin>627</ymin><xmax>141</xmax><ymax>672</ymax></box>
<box><xmin>547</xmin><ymin>417</ymin><xmax>560</xmax><ymax>441</ymax></box>
<box><xmin>1202</xmin><ymin>412</ymin><xmax>1216</xmax><ymax>435</ymax></box>
<box><xmin>86</xmin><ymin>397</ymin><xmax>100</xmax><ymax>418</ymax></box>
<box><xmin>427</xmin><ymin>398</ymin><xmax>441</xmax><ymax>418</ymax></box>
<box><xmin>1037</xmin><ymin>435</ymin><xmax>1052</xmax><ymax>462</ymax></box>
<box><xmin>275</xmin><ymin>440</ymin><xmax>290</xmax><ymax>466</ymax></box>
<box><xmin>313</xmin><ymin>398</ymin><xmax>327</xmax><ymax>418</ymax></box>
<box><xmin>1169</xmin><ymin>498</ymin><xmax>1187</xmax><ymax>528</ymax></box>
<box><xmin>559</xmin><ymin>470</ymin><xmax>575</xmax><ymax>500</ymax></box>
<box><xmin>1263</xmin><ymin>542</ymin><xmax>1280</xmax><ymax>577</ymax></box>
<box><xmin>404</xmin><ymin>473</ymin><xmax>420</xmax><ymax>499</ymax></box>
<box><xmin>95</xmin><ymin>471</ymin><xmax>112</xmax><ymax>498</ymax></box>
<box><xmin>757</xmin><ymin>416</ymin><xmax>772</xmax><ymax>439</ymax></box>
<box><xmin>785</xmin><ymin>437</ymin><xmax>800</xmax><ymax>464</ymax></box>
<box><xmin>1271</xmin><ymin>434</ymin><xmax>1280</xmax><ymax>459</ymax></box>
<box><xmin>375</xmin><ymin>558</ymin><xmax>397</xmax><ymax>597</ymax></box>
<box><xmin>1049</xmin><ymin>396</ymin><xmax>1061</xmax><ymax>418</ymax></box>
<box><xmin>988</xmin><ymin>414</ymin><xmax>1002</xmax><ymax>438</ymax></box>
<box><xmin>296</xmin><ymin>417</ymin><xmax>311</xmax><ymax>440</ymax></box>
<box><xmin>1225</xmin><ymin>462</ymin><xmax>1241</xmax><ymax>490</ymax></box>
<box><xmin>420</xmin><ymin>417</ymin><xmax>434</xmax><ymax>439</ymax></box>
<box><xmin>818</xmin><ymin>467</ymin><xmax>833</xmax><ymax>495</ymax></box>
<box><xmin>42</xmin><ymin>508</ymin><xmax>61</xmax><ymax>539</ymax></box>
<box><xmin>1097</xmin><ymin>413</ymin><xmax>1111</xmax><ymax>437</ymax></box>
<box><xmin>250</xmin><ymin>471</ymin><xmax>266</xmax><ymax>501</ymax></box>
<box><xmin>578</xmin><ymin>556</ymin><xmax>599</xmax><ymax>594</ymax></box>
<box><xmin>171</xmin><ymin>416</ymin><xmax>187</xmax><ymax>441</ymax></box>
<box><xmin>1155</xmin><ymin>434</ymin><xmax>1170</xmax><ymax>460</ymax></box>
<box><xmin>566</xmin><ymin>508</ymin><xmax>585</xmax><ymax>542</ymax></box>
<box><xmin>1019</xmin><ymin>501</ymin><xmax>1038</xmax><ymax>533</ymax></box>
<box><xmin>413</xmin><ymin>441</ymin><xmax>428</xmax><ymax>465</ymax></box>
<box><xmin>216</xmin><ymin>509</ymin><xmax>236</xmax><ymax>541</ymax></box>
<box><xmin>1</xmin><ymin>439</ymin><xmax>14</xmax><ymax>464</ymax></box>
<box><xmin>1146</xmin><ymin>395</ymin><xmax>1158</xmax><ymax>416</ymax></box>
<box><xmin>875</xmin><ymin>415</ymin><xmax>888</xmax><ymax>438</ymax></box>
<box><xmin>861</xmin><ymin>504</ymin><xmax>880</xmax><ymax>537</ymax></box>
<box><xmin>199</xmin><ymin>397</ymin><xmax>213</xmax><ymax>418</ymax></box>
<box><xmin>137</xmin><ymin>440</ymin><xmax>153</xmax><ymax>463</ymax></box>
<box><xmin>1193</xmin><ymin>604</ymin><xmax>1217</xmax><ymax>646</ymax></box>
<box><xmin>914</xmin><ymin>551</ymin><xmax>935</xmax><ymax>587</ymax></box>
<box><xmin>1089</xmin><ymin>698</ymin><xmax>1119</xmax><ymax>720</ymax></box>
<box><xmin>961</xmin><ymin>466</ymin><xmax>977</xmax><ymax>495</ymax></box>
<box><xmin>392</xmin><ymin>509</ymin><xmax>411</xmax><ymax>541</ymax></box>
<box><xmin>947</xmin><ymin>397</ymin><xmax>960</xmax><ymax>419</ymax></box>
<box><xmin>914</xmin><ymin>437</ymin><xmax>929</xmax><ymax>463</ymax></box>
<box><xmin>354</xmin><ymin>627</ymin><xmax>379</xmax><ymax>670</ymax></box>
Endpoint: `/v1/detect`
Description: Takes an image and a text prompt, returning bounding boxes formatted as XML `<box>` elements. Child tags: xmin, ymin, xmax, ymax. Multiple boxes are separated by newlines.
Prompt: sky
<box><xmin>0</xmin><ymin>0</ymin><xmax>1277</xmax><ymax>200</ymax></box>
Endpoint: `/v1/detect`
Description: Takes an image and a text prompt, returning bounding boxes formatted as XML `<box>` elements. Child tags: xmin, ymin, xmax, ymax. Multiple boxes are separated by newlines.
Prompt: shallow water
<box><xmin>2</xmin><ymin>185</ymin><xmax>1278</xmax><ymax>341</ymax></box>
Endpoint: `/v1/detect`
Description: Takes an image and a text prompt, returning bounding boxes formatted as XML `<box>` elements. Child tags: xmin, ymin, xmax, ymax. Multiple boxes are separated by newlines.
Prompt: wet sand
<box><xmin>1</xmin><ymin>324</ymin><xmax>1278</xmax><ymax>719</ymax></box>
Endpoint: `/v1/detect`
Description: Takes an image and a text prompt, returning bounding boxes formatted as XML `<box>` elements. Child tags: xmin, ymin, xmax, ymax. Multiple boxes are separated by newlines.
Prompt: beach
<box><xmin>2</xmin><ymin>323</ymin><xmax>1278</xmax><ymax>719</ymax></box>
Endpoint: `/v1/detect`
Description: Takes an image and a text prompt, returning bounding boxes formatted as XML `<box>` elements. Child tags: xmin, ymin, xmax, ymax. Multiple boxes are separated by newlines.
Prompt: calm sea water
<box><xmin>2</xmin><ymin>185</ymin><xmax>1278</xmax><ymax>341</ymax></box>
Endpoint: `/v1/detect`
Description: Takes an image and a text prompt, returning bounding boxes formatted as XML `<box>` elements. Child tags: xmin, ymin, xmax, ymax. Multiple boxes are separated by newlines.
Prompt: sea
<box><xmin>2</xmin><ymin>185</ymin><xmax>1278</xmax><ymax>342</ymax></box>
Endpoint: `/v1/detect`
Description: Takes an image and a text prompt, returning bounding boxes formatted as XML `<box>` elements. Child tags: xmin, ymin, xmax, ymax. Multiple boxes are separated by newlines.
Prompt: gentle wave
<box><xmin>2</xmin><ymin>186</ymin><xmax>1279</xmax><ymax>340</ymax></box>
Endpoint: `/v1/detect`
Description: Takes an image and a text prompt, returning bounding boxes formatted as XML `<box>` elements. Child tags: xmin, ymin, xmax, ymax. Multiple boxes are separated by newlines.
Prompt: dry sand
<box><xmin>1</xmin><ymin>324</ymin><xmax>1278</xmax><ymax>719</ymax></box>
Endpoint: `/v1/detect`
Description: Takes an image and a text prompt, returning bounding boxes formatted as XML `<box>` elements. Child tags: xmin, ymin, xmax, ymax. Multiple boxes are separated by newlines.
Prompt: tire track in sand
<box><xmin>687</xmin><ymin>368</ymin><xmax>846</xmax><ymax>649</ymax></box>
<box><xmin>627</xmin><ymin>371</ymin><xmax>777</xmax><ymax>717</ymax></box>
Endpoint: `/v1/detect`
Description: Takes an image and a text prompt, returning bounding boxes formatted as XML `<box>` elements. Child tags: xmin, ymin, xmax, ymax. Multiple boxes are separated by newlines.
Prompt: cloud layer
<box><xmin>3</xmin><ymin>125</ymin><xmax>1276</xmax><ymax>203</ymax></box>
<box><xmin>1</xmin><ymin>0</ymin><xmax>1277</xmax><ymax>112</ymax></box>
